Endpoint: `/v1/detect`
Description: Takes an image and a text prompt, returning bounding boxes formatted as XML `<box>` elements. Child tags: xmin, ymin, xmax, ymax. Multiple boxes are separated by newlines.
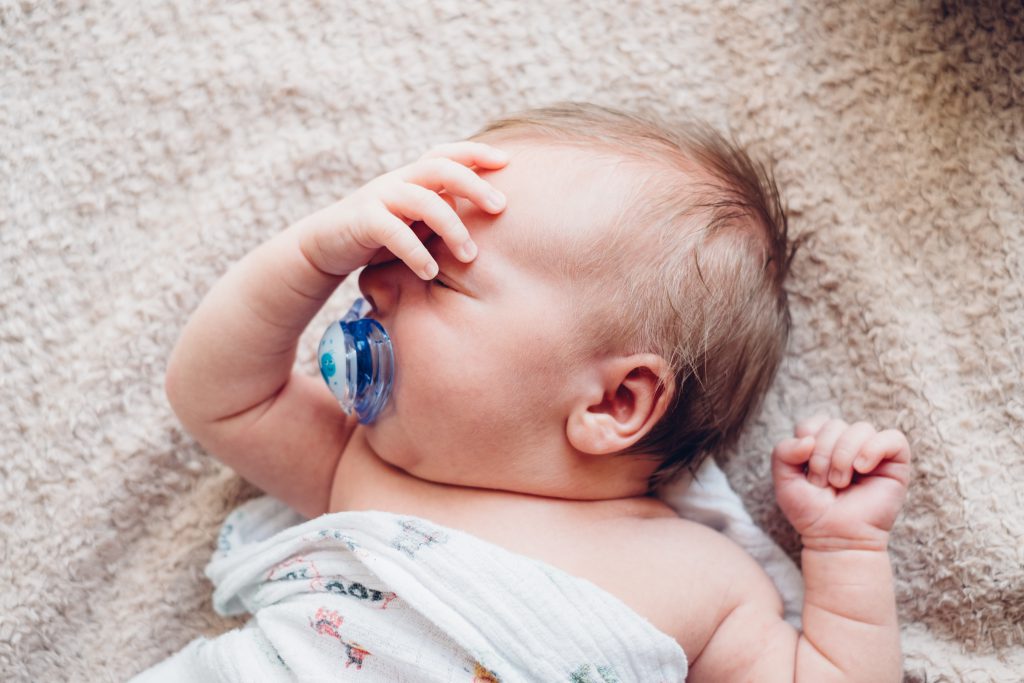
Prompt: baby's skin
<box><xmin>165</xmin><ymin>140</ymin><xmax>911</xmax><ymax>682</ymax></box>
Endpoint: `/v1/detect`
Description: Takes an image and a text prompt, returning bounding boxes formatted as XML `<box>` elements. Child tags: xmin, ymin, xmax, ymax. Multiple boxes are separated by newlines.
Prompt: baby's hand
<box><xmin>294</xmin><ymin>141</ymin><xmax>508</xmax><ymax>279</ymax></box>
<box><xmin>771</xmin><ymin>416</ymin><xmax>912</xmax><ymax>551</ymax></box>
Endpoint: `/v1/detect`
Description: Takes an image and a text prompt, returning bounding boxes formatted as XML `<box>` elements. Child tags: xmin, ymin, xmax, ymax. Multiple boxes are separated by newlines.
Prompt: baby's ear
<box><xmin>566</xmin><ymin>354</ymin><xmax>674</xmax><ymax>456</ymax></box>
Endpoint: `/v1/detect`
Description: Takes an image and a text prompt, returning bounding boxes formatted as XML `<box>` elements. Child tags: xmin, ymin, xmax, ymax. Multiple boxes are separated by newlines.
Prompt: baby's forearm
<box><xmin>796</xmin><ymin>545</ymin><xmax>901</xmax><ymax>682</ymax></box>
<box><xmin>165</xmin><ymin>222</ymin><xmax>344</xmax><ymax>426</ymax></box>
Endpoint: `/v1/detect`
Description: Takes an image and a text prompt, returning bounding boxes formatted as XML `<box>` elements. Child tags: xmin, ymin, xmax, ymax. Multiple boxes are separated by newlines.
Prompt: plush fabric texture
<box><xmin>2</xmin><ymin>1</ymin><xmax>1021</xmax><ymax>680</ymax></box>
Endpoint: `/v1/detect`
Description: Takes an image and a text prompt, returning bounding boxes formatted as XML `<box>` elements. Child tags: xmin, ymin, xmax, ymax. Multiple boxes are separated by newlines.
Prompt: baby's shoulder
<box><xmin>589</xmin><ymin>514</ymin><xmax>784</xmax><ymax>662</ymax></box>
<box><xmin>593</xmin><ymin>511</ymin><xmax>774</xmax><ymax>593</ymax></box>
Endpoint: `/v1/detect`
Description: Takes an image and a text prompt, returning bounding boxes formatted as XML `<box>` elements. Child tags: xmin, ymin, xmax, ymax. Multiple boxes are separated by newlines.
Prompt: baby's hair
<box><xmin>468</xmin><ymin>101</ymin><xmax>806</xmax><ymax>490</ymax></box>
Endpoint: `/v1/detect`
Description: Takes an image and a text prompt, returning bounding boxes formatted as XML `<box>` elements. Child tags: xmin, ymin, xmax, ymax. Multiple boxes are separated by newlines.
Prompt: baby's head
<box><xmin>357</xmin><ymin>101</ymin><xmax>800</xmax><ymax>497</ymax></box>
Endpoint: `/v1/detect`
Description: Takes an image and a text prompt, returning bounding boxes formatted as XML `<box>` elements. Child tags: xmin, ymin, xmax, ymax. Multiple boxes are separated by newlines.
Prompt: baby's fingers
<box><xmin>806</xmin><ymin>418</ymin><xmax>848</xmax><ymax>487</ymax></box>
<box><xmin>385</xmin><ymin>183</ymin><xmax>476</xmax><ymax>265</ymax></box>
<box><xmin>827</xmin><ymin>422</ymin><xmax>876</xmax><ymax>488</ymax></box>
<box><xmin>773</xmin><ymin>436</ymin><xmax>816</xmax><ymax>466</ymax></box>
<box><xmin>418</xmin><ymin>140</ymin><xmax>509</xmax><ymax>170</ymax></box>
<box><xmin>794</xmin><ymin>413</ymin><xmax>830</xmax><ymax>439</ymax></box>
<box><xmin>367</xmin><ymin>209</ymin><xmax>439</xmax><ymax>279</ymax></box>
<box><xmin>854</xmin><ymin>430</ymin><xmax>912</xmax><ymax>474</ymax></box>
<box><xmin>772</xmin><ymin>437</ymin><xmax>816</xmax><ymax>488</ymax></box>
<box><xmin>400</xmin><ymin>156</ymin><xmax>507</xmax><ymax>218</ymax></box>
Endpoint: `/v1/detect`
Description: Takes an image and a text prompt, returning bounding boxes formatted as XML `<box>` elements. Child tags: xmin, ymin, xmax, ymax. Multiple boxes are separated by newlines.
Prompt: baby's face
<box><xmin>356</xmin><ymin>141</ymin><xmax>632</xmax><ymax>489</ymax></box>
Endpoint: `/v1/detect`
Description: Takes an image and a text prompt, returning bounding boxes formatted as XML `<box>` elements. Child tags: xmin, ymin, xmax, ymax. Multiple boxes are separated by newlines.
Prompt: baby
<box><xmin>156</xmin><ymin>102</ymin><xmax>911</xmax><ymax>681</ymax></box>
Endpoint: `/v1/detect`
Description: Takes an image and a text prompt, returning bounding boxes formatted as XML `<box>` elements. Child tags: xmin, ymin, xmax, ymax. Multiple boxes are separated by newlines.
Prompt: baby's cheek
<box><xmin>398</xmin><ymin>338</ymin><xmax>476</xmax><ymax>406</ymax></box>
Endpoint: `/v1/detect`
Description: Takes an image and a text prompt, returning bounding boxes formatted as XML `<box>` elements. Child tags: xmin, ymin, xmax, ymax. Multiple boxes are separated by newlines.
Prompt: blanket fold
<box><xmin>131</xmin><ymin>496</ymin><xmax>688</xmax><ymax>682</ymax></box>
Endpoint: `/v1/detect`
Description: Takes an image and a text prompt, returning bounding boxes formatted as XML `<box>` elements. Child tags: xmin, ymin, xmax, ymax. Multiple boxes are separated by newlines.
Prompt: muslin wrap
<box><xmin>130</xmin><ymin>495</ymin><xmax>690</xmax><ymax>682</ymax></box>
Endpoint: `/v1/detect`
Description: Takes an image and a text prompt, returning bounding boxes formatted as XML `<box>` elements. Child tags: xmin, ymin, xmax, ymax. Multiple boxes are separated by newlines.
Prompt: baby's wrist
<box><xmin>799</xmin><ymin>530</ymin><xmax>890</xmax><ymax>553</ymax></box>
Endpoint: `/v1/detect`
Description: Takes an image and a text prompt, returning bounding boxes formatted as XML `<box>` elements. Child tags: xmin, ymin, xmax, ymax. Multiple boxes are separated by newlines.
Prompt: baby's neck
<box><xmin>344</xmin><ymin>426</ymin><xmax>658</xmax><ymax>504</ymax></box>
<box><xmin>328</xmin><ymin>427</ymin><xmax>674</xmax><ymax>533</ymax></box>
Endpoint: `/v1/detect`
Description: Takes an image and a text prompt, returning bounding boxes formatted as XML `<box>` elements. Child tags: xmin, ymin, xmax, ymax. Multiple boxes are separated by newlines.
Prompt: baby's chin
<box><xmin>360</xmin><ymin>415</ymin><xmax>426</xmax><ymax>471</ymax></box>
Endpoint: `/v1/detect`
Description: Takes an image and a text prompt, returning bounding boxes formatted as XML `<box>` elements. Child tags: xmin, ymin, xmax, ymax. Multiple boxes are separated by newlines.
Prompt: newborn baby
<box><xmin>156</xmin><ymin>102</ymin><xmax>911</xmax><ymax>682</ymax></box>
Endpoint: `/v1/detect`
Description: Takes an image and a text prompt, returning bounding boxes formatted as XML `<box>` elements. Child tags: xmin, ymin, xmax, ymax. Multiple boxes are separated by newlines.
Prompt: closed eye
<box><xmin>432</xmin><ymin>277</ymin><xmax>453</xmax><ymax>290</ymax></box>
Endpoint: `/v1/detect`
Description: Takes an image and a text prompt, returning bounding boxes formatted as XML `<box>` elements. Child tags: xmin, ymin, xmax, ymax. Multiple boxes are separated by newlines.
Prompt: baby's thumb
<box><xmin>773</xmin><ymin>436</ymin><xmax>815</xmax><ymax>466</ymax></box>
<box><xmin>795</xmin><ymin>413</ymin><xmax>830</xmax><ymax>439</ymax></box>
<box><xmin>772</xmin><ymin>436</ymin><xmax>815</xmax><ymax>490</ymax></box>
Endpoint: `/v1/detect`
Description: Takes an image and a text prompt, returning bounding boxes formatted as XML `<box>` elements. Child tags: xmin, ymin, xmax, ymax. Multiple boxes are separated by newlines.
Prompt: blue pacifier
<box><xmin>318</xmin><ymin>297</ymin><xmax>394</xmax><ymax>424</ymax></box>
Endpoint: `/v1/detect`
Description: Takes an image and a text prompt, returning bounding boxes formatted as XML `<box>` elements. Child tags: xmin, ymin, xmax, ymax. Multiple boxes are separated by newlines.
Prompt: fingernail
<box><xmin>486</xmin><ymin>190</ymin><xmax>505</xmax><ymax>210</ymax></box>
<box><xmin>422</xmin><ymin>261</ymin><xmax>438</xmax><ymax>279</ymax></box>
<box><xmin>461</xmin><ymin>239</ymin><xmax>477</xmax><ymax>260</ymax></box>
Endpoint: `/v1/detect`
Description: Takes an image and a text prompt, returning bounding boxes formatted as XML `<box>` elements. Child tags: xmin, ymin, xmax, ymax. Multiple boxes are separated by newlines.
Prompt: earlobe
<box><xmin>566</xmin><ymin>355</ymin><xmax>674</xmax><ymax>456</ymax></box>
<box><xmin>565</xmin><ymin>409</ymin><xmax>615</xmax><ymax>455</ymax></box>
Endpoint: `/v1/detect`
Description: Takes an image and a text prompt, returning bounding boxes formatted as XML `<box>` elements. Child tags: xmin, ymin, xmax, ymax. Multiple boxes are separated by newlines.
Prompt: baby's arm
<box><xmin>689</xmin><ymin>417</ymin><xmax>911</xmax><ymax>682</ymax></box>
<box><xmin>164</xmin><ymin>141</ymin><xmax>508</xmax><ymax>516</ymax></box>
<box><xmin>164</xmin><ymin>224</ymin><xmax>355</xmax><ymax>518</ymax></box>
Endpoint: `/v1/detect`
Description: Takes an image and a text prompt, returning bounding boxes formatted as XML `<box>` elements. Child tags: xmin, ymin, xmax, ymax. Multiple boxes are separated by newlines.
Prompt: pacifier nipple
<box><xmin>317</xmin><ymin>297</ymin><xmax>394</xmax><ymax>424</ymax></box>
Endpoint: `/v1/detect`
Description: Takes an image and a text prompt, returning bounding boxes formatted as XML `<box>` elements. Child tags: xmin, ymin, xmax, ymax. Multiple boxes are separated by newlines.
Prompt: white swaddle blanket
<box><xmin>132</xmin><ymin>498</ymin><xmax>689</xmax><ymax>682</ymax></box>
<box><xmin>132</xmin><ymin>458</ymin><xmax>801</xmax><ymax>682</ymax></box>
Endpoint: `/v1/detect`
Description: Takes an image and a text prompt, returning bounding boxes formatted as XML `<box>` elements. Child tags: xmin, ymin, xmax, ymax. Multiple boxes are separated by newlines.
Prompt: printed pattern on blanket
<box><xmin>131</xmin><ymin>496</ymin><xmax>688</xmax><ymax>682</ymax></box>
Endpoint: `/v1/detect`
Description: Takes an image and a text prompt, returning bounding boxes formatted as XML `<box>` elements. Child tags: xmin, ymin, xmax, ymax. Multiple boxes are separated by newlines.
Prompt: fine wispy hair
<box><xmin>470</xmin><ymin>101</ymin><xmax>806</xmax><ymax>489</ymax></box>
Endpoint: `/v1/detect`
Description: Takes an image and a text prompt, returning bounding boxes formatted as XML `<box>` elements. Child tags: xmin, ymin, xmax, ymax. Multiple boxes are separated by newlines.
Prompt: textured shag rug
<box><xmin>2</xmin><ymin>1</ymin><xmax>1021</xmax><ymax>680</ymax></box>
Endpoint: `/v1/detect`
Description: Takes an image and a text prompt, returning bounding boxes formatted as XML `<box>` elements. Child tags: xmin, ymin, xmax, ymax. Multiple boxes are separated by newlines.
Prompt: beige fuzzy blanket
<box><xmin>2</xmin><ymin>1</ymin><xmax>1021</xmax><ymax>680</ymax></box>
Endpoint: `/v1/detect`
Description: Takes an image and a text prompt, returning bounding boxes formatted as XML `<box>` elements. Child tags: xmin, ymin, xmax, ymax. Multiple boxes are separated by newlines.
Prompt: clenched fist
<box><xmin>772</xmin><ymin>416</ymin><xmax>912</xmax><ymax>552</ymax></box>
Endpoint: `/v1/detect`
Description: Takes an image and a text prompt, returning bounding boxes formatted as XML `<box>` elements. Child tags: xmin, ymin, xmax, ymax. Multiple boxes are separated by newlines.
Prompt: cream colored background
<box><xmin>2</xmin><ymin>1</ymin><xmax>1021</xmax><ymax>680</ymax></box>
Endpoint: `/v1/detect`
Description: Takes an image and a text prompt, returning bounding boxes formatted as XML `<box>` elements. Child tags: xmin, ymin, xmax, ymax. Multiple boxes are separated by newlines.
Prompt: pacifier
<box><xmin>317</xmin><ymin>297</ymin><xmax>394</xmax><ymax>424</ymax></box>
